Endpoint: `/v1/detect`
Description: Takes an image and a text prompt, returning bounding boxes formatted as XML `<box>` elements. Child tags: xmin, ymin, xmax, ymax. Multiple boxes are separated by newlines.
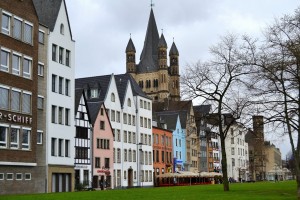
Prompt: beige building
<box><xmin>264</xmin><ymin>141</ymin><xmax>282</xmax><ymax>181</ymax></box>
<box><xmin>125</xmin><ymin>8</ymin><xmax>180</xmax><ymax>102</ymax></box>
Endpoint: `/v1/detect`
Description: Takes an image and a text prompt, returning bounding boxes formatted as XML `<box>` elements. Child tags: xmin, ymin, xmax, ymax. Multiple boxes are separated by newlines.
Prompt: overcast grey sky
<box><xmin>65</xmin><ymin>0</ymin><xmax>299</xmax><ymax>158</ymax></box>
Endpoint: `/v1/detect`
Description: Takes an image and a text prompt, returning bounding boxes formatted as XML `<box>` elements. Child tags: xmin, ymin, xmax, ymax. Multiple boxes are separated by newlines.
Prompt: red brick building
<box><xmin>152</xmin><ymin>126</ymin><xmax>172</xmax><ymax>186</ymax></box>
<box><xmin>0</xmin><ymin>0</ymin><xmax>41</xmax><ymax>194</ymax></box>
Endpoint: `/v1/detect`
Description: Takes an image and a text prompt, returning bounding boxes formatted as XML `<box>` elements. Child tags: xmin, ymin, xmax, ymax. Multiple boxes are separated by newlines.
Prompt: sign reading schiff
<box><xmin>0</xmin><ymin>112</ymin><xmax>33</xmax><ymax>125</ymax></box>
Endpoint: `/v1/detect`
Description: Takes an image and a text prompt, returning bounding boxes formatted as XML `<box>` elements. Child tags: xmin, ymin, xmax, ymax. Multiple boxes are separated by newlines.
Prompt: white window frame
<box><xmin>22</xmin><ymin>127</ymin><xmax>31</xmax><ymax>150</ymax></box>
<box><xmin>13</xmin><ymin>16</ymin><xmax>22</xmax><ymax>40</ymax></box>
<box><xmin>1</xmin><ymin>48</ymin><xmax>10</xmax><ymax>72</ymax></box>
<box><xmin>2</xmin><ymin>11</ymin><xmax>11</xmax><ymax>35</ymax></box>
<box><xmin>0</xmin><ymin>173</ymin><xmax>4</xmax><ymax>180</ymax></box>
<box><xmin>12</xmin><ymin>52</ymin><xmax>21</xmax><ymax>75</ymax></box>
<box><xmin>0</xmin><ymin>124</ymin><xmax>9</xmax><ymax>148</ymax></box>
<box><xmin>22</xmin><ymin>91</ymin><xmax>32</xmax><ymax>114</ymax></box>
<box><xmin>38</xmin><ymin>29</ymin><xmax>45</xmax><ymax>44</ymax></box>
<box><xmin>24</xmin><ymin>21</ymin><xmax>33</xmax><ymax>44</ymax></box>
<box><xmin>37</xmin><ymin>95</ymin><xmax>44</xmax><ymax>110</ymax></box>
<box><xmin>37</xmin><ymin>130</ymin><xmax>43</xmax><ymax>144</ymax></box>
<box><xmin>6</xmin><ymin>173</ymin><xmax>13</xmax><ymax>180</ymax></box>
<box><xmin>16</xmin><ymin>173</ymin><xmax>22</xmax><ymax>180</ymax></box>
<box><xmin>11</xmin><ymin>88</ymin><xmax>21</xmax><ymax>112</ymax></box>
<box><xmin>38</xmin><ymin>62</ymin><xmax>44</xmax><ymax>77</ymax></box>
<box><xmin>10</xmin><ymin>126</ymin><xmax>20</xmax><ymax>149</ymax></box>
<box><xmin>25</xmin><ymin>173</ymin><xmax>31</xmax><ymax>180</ymax></box>
<box><xmin>23</xmin><ymin>56</ymin><xmax>32</xmax><ymax>79</ymax></box>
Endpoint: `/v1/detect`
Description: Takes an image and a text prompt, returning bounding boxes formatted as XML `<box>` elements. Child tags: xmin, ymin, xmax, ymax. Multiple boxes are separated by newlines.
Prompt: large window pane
<box><xmin>38</xmin><ymin>31</ymin><xmax>44</xmax><ymax>44</ymax></box>
<box><xmin>1</xmin><ymin>50</ymin><xmax>9</xmax><ymax>72</ymax></box>
<box><xmin>22</xmin><ymin>129</ymin><xmax>30</xmax><ymax>149</ymax></box>
<box><xmin>24</xmin><ymin>23</ymin><xmax>32</xmax><ymax>44</ymax></box>
<box><xmin>2</xmin><ymin>13</ymin><xmax>10</xmax><ymax>35</ymax></box>
<box><xmin>22</xmin><ymin>93</ymin><xmax>31</xmax><ymax>114</ymax></box>
<box><xmin>11</xmin><ymin>90</ymin><xmax>20</xmax><ymax>112</ymax></box>
<box><xmin>10</xmin><ymin>128</ymin><xmax>19</xmax><ymax>149</ymax></box>
<box><xmin>12</xmin><ymin>54</ymin><xmax>20</xmax><ymax>75</ymax></box>
<box><xmin>23</xmin><ymin>58</ymin><xmax>31</xmax><ymax>78</ymax></box>
<box><xmin>0</xmin><ymin>87</ymin><xmax>9</xmax><ymax>109</ymax></box>
<box><xmin>0</xmin><ymin>126</ymin><xmax>7</xmax><ymax>148</ymax></box>
<box><xmin>13</xmin><ymin>18</ymin><xmax>22</xmax><ymax>39</ymax></box>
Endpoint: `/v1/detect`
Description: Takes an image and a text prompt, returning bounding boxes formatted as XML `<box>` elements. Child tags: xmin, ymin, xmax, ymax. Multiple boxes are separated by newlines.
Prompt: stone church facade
<box><xmin>125</xmin><ymin>8</ymin><xmax>180</xmax><ymax>102</ymax></box>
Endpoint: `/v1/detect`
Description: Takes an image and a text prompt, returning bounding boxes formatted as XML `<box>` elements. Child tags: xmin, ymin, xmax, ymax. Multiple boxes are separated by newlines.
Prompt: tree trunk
<box><xmin>220</xmin><ymin>133</ymin><xmax>229</xmax><ymax>191</ymax></box>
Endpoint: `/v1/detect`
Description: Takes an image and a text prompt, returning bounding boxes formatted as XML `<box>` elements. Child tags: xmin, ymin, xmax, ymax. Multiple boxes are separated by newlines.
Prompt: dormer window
<box><xmin>60</xmin><ymin>23</ymin><xmax>64</xmax><ymax>35</ymax></box>
<box><xmin>111</xmin><ymin>93</ymin><xmax>115</xmax><ymax>102</ymax></box>
<box><xmin>91</xmin><ymin>89</ymin><xmax>98</xmax><ymax>98</ymax></box>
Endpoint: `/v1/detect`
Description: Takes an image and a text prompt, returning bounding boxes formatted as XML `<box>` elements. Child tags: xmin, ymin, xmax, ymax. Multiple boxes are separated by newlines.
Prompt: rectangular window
<box><xmin>0</xmin><ymin>86</ymin><xmax>9</xmax><ymax>109</ymax></box>
<box><xmin>16</xmin><ymin>173</ymin><xmax>22</xmax><ymax>180</ymax></box>
<box><xmin>128</xmin><ymin>114</ymin><xmax>131</xmax><ymax>125</ymax></box>
<box><xmin>140</xmin><ymin>117</ymin><xmax>143</xmax><ymax>127</ymax></box>
<box><xmin>22</xmin><ymin>128</ymin><xmax>30</xmax><ymax>149</ymax></box>
<box><xmin>1</xmin><ymin>49</ymin><xmax>10</xmax><ymax>72</ymax></box>
<box><xmin>105</xmin><ymin>158</ymin><xmax>110</xmax><ymax>168</ymax></box>
<box><xmin>100</xmin><ymin>121</ymin><xmax>105</xmax><ymax>130</ymax></box>
<box><xmin>133</xmin><ymin>132</ymin><xmax>136</xmax><ymax>144</ymax></box>
<box><xmin>52</xmin><ymin>74</ymin><xmax>57</xmax><ymax>92</ymax></box>
<box><xmin>12</xmin><ymin>54</ymin><xmax>21</xmax><ymax>75</ymax></box>
<box><xmin>66</xmin><ymin>50</ymin><xmax>70</xmax><ymax>67</ymax></box>
<box><xmin>65</xmin><ymin>108</ymin><xmax>70</xmax><ymax>125</ymax></box>
<box><xmin>133</xmin><ymin>150</ymin><xmax>136</xmax><ymax>162</ymax></box>
<box><xmin>6</xmin><ymin>173</ymin><xmax>13</xmax><ymax>180</ymax></box>
<box><xmin>231</xmin><ymin>147</ymin><xmax>235</xmax><ymax>155</ymax></box>
<box><xmin>144</xmin><ymin>118</ymin><xmax>147</xmax><ymax>128</ymax></box>
<box><xmin>148</xmin><ymin>119</ymin><xmax>151</xmax><ymax>129</ymax></box>
<box><xmin>0</xmin><ymin>125</ymin><xmax>8</xmax><ymax>148</ymax></box>
<box><xmin>58</xmin><ymin>138</ymin><xmax>63</xmax><ymax>156</ymax></box>
<box><xmin>11</xmin><ymin>90</ymin><xmax>21</xmax><ymax>112</ymax></box>
<box><xmin>10</xmin><ymin>127</ymin><xmax>19</xmax><ymax>149</ymax></box>
<box><xmin>95</xmin><ymin>157</ymin><xmax>100</xmax><ymax>168</ymax></box>
<box><xmin>140</xmin><ymin>100</ymin><xmax>143</xmax><ymax>108</ymax></box>
<box><xmin>111</xmin><ymin>110</ymin><xmax>115</xmax><ymax>122</ymax></box>
<box><xmin>59</xmin><ymin>47</ymin><xmax>64</xmax><ymax>64</ymax></box>
<box><xmin>25</xmin><ymin>173</ymin><xmax>31</xmax><ymax>180</ymax></box>
<box><xmin>65</xmin><ymin>140</ymin><xmax>69</xmax><ymax>157</ymax></box>
<box><xmin>24</xmin><ymin>22</ymin><xmax>33</xmax><ymax>44</ymax></box>
<box><xmin>22</xmin><ymin>92</ymin><xmax>31</xmax><ymax>114</ymax></box>
<box><xmin>123</xmin><ymin>113</ymin><xmax>127</xmax><ymax>124</ymax></box>
<box><xmin>13</xmin><ymin>17</ymin><xmax>22</xmax><ymax>40</ymax></box>
<box><xmin>59</xmin><ymin>77</ymin><xmax>63</xmax><ymax>94</ymax></box>
<box><xmin>37</xmin><ymin>131</ymin><xmax>43</xmax><ymax>144</ymax></box>
<box><xmin>38</xmin><ymin>30</ymin><xmax>44</xmax><ymax>44</ymax></box>
<box><xmin>58</xmin><ymin>107</ymin><xmax>63</xmax><ymax>124</ymax></box>
<box><xmin>0</xmin><ymin>173</ymin><xmax>4</xmax><ymax>180</ymax></box>
<box><xmin>37</xmin><ymin>96</ymin><xmax>44</xmax><ymax>110</ymax></box>
<box><xmin>133</xmin><ymin>115</ymin><xmax>135</xmax><ymax>126</ymax></box>
<box><xmin>2</xmin><ymin>12</ymin><xmax>10</xmax><ymax>35</ymax></box>
<box><xmin>65</xmin><ymin>79</ymin><xmax>70</xmax><ymax>96</ymax></box>
<box><xmin>51</xmin><ymin>138</ymin><xmax>57</xmax><ymax>156</ymax></box>
<box><xmin>52</xmin><ymin>105</ymin><xmax>57</xmax><ymax>123</ymax></box>
<box><xmin>38</xmin><ymin>63</ymin><xmax>44</xmax><ymax>76</ymax></box>
<box><xmin>116</xmin><ymin>111</ymin><xmax>120</xmax><ymax>122</ymax></box>
<box><xmin>52</xmin><ymin>44</ymin><xmax>57</xmax><ymax>61</ymax></box>
<box><xmin>124</xmin><ymin>131</ymin><xmax>127</xmax><ymax>143</ymax></box>
<box><xmin>23</xmin><ymin>57</ymin><xmax>32</xmax><ymax>79</ymax></box>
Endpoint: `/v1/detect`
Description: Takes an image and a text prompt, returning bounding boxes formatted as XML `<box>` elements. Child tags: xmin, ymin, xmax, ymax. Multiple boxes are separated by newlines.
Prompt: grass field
<box><xmin>0</xmin><ymin>181</ymin><xmax>296</xmax><ymax>200</ymax></box>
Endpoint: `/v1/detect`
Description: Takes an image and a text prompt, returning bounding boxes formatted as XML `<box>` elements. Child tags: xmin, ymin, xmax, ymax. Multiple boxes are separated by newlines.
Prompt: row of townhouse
<box><xmin>0</xmin><ymin>0</ymin><xmax>75</xmax><ymax>194</ymax></box>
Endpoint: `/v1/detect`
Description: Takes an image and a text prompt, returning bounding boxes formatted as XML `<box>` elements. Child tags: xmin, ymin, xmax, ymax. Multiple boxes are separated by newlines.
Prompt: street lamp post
<box><xmin>198</xmin><ymin>151</ymin><xmax>201</xmax><ymax>183</ymax></box>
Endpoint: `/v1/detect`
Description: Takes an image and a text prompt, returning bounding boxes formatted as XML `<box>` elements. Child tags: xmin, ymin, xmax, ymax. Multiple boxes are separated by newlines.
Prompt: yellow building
<box><xmin>125</xmin><ymin>8</ymin><xmax>180</xmax><ymax>102</ymax></box>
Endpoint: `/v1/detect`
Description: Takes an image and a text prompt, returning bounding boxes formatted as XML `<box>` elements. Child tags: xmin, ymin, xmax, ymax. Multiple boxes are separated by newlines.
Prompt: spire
<box><xmin>126</xmin><ymin>37</ymin><xmax>136</xmax><ymax>53</ymax></box>
<box><xmin>138</xmin><ymin>8</ymin><xmax>160</xmax><ymax>72</ymax></box>
<box><xmin>169</xmin><ymin>41</ymin><xmax>179</xmax><ymax>56</ymax></box>
<box><xmin>158</xmin><ymin>33</ymin><xmax>167</xmax><ymax>48</ymax></box>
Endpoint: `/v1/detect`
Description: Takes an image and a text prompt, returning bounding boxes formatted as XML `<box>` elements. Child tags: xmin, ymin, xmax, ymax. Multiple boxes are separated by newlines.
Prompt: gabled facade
<box><xmin>33</xmin><ymin>0</ymin><xmax>75</xmax><ymax>192</ymax></box>
<box><xmin>74</xmin><ymin>90</ymin><xmax>92</xmax><ymax>188</ymax></box>
<box><xmin>88</xmin><ymin>102</ymin><xmax>114</xmax><ymax>190</ymax></box>
<box><xmin>126</xmin><ymin>8</ymin><xmax>180</xmax><ymax>102</ymax></box>
<box><xmin>225</xmin><ymin>123</ymin><xmax>249</xmax><ymax>182</ymax></box>
<box><xmin>76</xmin><ymin>73</ymin><xmax>153</xmax><ymax>188</ymax></box>
<box><xmin>0</xmin><ymin>0</ymin><xmax>40</xmax><ymax>194</ymax></box>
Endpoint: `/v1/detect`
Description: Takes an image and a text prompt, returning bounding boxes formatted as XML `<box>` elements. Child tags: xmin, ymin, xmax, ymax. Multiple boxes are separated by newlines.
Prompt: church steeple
<box><xmin>158</xmin><ymin>33</ymin><xmax>167</xmax><ymax>69</ymax></box>
<box><xmin>138</xmin><ymin>8</ymin><xmax>159</xmax><ymax>73</ymax></box>
<box><xmin>126</xmin><ymin>37</ymin><xmax>136</xmax><ymax>74</ymax></box>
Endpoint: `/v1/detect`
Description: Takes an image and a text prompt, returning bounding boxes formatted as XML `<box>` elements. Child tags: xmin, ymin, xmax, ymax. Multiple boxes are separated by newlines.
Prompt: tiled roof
<box><xmin>169</xmin><ymin>42</ymin><xmax>179</xmax><ymax>56</ymax></box>
<box><xmin>126</xmin><ymin>38</ymin><xmax>136</xmax><ymax>53</ymax></box>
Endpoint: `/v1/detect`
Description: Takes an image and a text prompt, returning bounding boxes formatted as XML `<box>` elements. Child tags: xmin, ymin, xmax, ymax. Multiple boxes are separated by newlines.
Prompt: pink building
<box><xmin>88</xmin><ymin>102</ymin><xmax>114</xmax><ymax>189</ymax></box>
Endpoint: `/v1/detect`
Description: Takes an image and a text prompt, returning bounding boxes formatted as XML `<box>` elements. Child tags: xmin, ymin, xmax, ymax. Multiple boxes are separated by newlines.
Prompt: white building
<box><xmin>34</xmin><ymin>0</ymin><xmax>75</xmax><ymax>192</ymax></box>
<box><xmin>76</xmin><ymin>73</ymin><xmax>153</xmax><ymax>188</ymax></box>
<box><xmin>225</xmin><ymin>123</ymin><xmax>249</xmax><ymax>182</ymax></box>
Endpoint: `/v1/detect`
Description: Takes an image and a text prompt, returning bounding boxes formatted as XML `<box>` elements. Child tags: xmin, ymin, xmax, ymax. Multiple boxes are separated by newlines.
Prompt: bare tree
<box><xmin>181</xmin><ymin>34</ymin><xmax>253</xmax><ymax>191</ymax></box>
<box><xmin>248</xmin><ymin>8</ymin><xmax>300</xmax><ymax>199</ymax></box>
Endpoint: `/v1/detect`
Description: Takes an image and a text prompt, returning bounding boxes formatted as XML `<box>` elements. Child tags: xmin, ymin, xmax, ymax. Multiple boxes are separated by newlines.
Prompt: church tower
<box><xmin>126</xmin><ymin>37</ymin><xmax>136</xmax><ymax>78</ymax></box>
<box><xmin>125</xmin><ymin>7</ymin><xmax>181</xmax><ymax>102</ymax></box>
<box><xmin>169</xmin><ymin>41</ymin><xmax>180</xmax><ymax>101</ymax></box>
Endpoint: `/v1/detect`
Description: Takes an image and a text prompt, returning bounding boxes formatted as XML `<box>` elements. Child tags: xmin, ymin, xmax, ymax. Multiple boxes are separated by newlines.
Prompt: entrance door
<box><xmin>100</xmin><ymin>175</ymin><xmax>104</xmax><ymax>190</ymax></box>
<box><xmin>128</xmin><ymin>168</ymin><xmax>133</xmax><ymax>188</ymax></box>
<box><xmin>92</xmin><ymin>176</ymin><xmax>99</xmax><ymax>188</ymax></box>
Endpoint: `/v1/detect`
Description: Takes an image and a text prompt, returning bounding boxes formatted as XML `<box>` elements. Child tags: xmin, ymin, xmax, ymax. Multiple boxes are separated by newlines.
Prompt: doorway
<box><xmin>128</xmin><ymin>168</ymin><xmax>133</xmax><ymax>188</ymax></box>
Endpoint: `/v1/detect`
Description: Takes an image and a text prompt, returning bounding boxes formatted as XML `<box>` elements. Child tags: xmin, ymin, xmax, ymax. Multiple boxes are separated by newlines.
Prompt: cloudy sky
<box><xmin>65</xmin><ymin>0</ymin><xmax>299</xmax><ymax>158</ymax></box>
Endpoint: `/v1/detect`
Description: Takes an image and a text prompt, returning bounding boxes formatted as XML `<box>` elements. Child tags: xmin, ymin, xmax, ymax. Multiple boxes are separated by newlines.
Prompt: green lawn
<box><xmin>0</xmin><ymin>181</ymin><xmax>296</xmax><ymax>200</ymax></box>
